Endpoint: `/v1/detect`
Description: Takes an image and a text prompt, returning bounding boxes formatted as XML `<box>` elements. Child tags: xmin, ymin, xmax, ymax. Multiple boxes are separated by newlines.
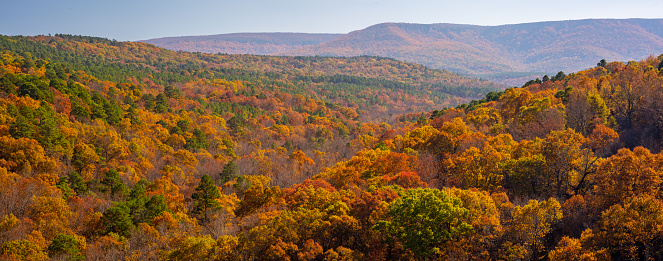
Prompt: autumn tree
<box><xmin>506</xmin><ymin>198</ymin><xmax>562</xmax><ymax>260</ymax></box>
<box><xmin>593</xmin><ymin>147</ymin><xmax>663</xmax><ymax>210</ymax></box>
<box><xmin>595</xmin><ymin>195</ymin><xmax>663</xmax><ymax>260</ymax></box>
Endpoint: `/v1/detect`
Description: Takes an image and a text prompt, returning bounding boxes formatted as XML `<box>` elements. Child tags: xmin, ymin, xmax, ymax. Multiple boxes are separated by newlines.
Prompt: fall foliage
<box><xmin>1</xmin><ymin>34</ymin><xmax>663</xmax><ymax>260</ymax></box>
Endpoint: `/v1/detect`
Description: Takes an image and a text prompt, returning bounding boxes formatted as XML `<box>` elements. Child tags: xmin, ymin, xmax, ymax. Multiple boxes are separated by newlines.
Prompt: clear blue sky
<box><xmin>1</xmin><ymin>0</ymin><xmax>661</xmax><ymax>41</ymax></box>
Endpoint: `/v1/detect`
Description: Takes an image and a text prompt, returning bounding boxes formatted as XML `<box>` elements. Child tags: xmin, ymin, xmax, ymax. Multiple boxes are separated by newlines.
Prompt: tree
<box><xmin>597</xmin><ymin>195</ymin><xmax>663</xmax><ymax>260</ymax></box>
<box><xmin>9</xmin><ymin>114</ymin><xmax>35</xmax><ymax>139</ymax></box>
<box><xmin>566</xmin><ymin>91</ymin><xmax>593</xmax><ymax>136</ymax></box>
<box><xmin>551</xmin><ymin>71</ymin><xmax>566</xmax><ymax>82</ymax></box>
<box><xmin>47</xmin><ymin>233</ymin><xmax>85</xmax><ymax>261</ymax></box>
<box><xmin>154</xmin><ymin>93</ymin><xmax>168</xmax><ymax>113</ymax></box>
<box><xmin>68</xmin><ymin>171</ymin><xmax>88</xmax><ymax>195</ymax></box>
<box><xmin>220</xmin><ymin>160</ymin><xmax>238</xmax><ymax>183</ymax></box>
<box><xmin>102</xmin><ymin>206</ymin><xmax>134</xmax><ymax>238</ymax></box>
<box><xmin>1</xmin><ymin>240</ymin><xmax>48</xmax><ymax>261</ymax></box>
<box><xmin>597</xmin><ymin>59</ymin><xmax>607</xmax><ymax>68</ymax></box>
<box><xmin>234</xmin><ymin>175</ymin><xmax>280</xmax><ymax>217</ymax></box>
<box><xmin>100</xmin><ymin>169</ymin><xmax>128</xmax><ymax>199</ymax></box>
<box><xmin>374</xmin><ymin>188</ymin><xmax>473</xmax><ymax>258</ymax></box>
<box><xmin>507</xmin><ymin>198</ymin><xmax>562</xmax><ymax>260</ymax></box>
<box><xmin>165</xmin><ymin>235</ymin><xmax>217</xmax><ymax>261</ymax></box>
<box><xmin>192</xmin><ymin>175</ymin><xmax>221</xmax><ymax>222</ymax></box>
<box><xmin>593</xmin><ymin>147</ymin><xmax>663</xmax><ymax>210</ymax></box>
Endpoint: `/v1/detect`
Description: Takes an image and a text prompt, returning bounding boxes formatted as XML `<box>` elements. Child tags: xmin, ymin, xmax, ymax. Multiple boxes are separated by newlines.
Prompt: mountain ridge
<box><xmin>140</xmin><ymin>19</ymin><xmax>663</xmax><ymax>85</ymax></box>
<box><xmin>142</xmin><ymin>32</ymin><xmax>342</xmax><ymax>55</ymax></box>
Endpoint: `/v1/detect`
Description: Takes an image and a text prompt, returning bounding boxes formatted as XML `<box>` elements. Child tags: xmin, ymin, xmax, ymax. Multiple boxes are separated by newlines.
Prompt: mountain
<box><xmin>141</xmin><ymin>33</ymin><xmax>342</xmax><ymax>55</ymax></box>
<box><xmin>141</xmin><ymin>19</ymin><xmax>663</xmax><ymax>85</ymax></box>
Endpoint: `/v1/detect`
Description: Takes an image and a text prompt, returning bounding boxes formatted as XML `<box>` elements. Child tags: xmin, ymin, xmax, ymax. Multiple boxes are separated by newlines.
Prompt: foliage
<box><xmin>374</xmin><ymin>188</ymin><xmax>473</xmax><ymax>258</ymax></box>
<box><xmin>1</xmin><ymin>34</ymin><xmax>663</xmax><ymax>260</ymax></box>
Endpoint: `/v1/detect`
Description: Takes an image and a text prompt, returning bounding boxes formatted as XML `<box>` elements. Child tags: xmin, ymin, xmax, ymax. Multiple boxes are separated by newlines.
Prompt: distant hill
<box><xmin>141</xmin><ymin>19</ymin><xmax>663</xmax><ymax>85</ymax></box>
<box><xmin>141</xmin><ymin>33</ymin><xmax>342</xmax><ymax>55</ymax></box>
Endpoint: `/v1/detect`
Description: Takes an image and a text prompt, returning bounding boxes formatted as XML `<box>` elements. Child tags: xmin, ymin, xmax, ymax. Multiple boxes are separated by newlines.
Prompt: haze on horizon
<box><xmin>1</xmin><ymin>0</ymin><xmax>662</xmax><ymax>41</ymax></box>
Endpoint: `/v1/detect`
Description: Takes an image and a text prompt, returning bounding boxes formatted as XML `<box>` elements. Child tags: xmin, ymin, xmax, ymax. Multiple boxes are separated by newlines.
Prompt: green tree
<box><xmin>100</xmin><ymin>169</ymin><xmax>128</xmax><ymax>198</ymax></box>
<box><xmin>144</xmin><ymin>195</ymin><xmax>168</xmax><ymax>221</ymax></box>
<box><xmin>220</xmin><ymin>160</ymin><xmax>238</xmax><ymax>183</ymax></box>
<box><xmin>374</xmin><ymin>188</ymin><xmax>473</xmax><ymax>258</ymax></box>
<box><xmin>192</xmin><ymin>175</ymin><xmax>221</xmax><ymax>222</ymax></box>
<box><xmin>9</xmin><ymin>114</ymin><xmax>35</xmax><ymax>139</ymax></box>
<box><xmin>56</xmin><ymin>176</ymin><xmax>75</xmax><ymax>199</ymax></box>
<box><xmin>101</xmin><ymin>206</ymin><xmax>134</xmax><ymax>238</ymax></box>
<box><xmin>104</xmin><ymin>100</ymin><xmax>124</xmax><ymax>125</ymax></box>
<box><xmin>155</xmin><ymin>93</ymin><xmax>168</xmax><ymax>113</ymax></box>
<box><xmin>68</xmin><ymin>171</ymin><xmax>88</xmax><ymax>195</ymax></box>
<box><xmin>192</xmin><ymin>128</ymin><xmax>208</xmax><ymax>149</ymax></box>
<box><xmin>47</xmin><ymin>233</ymin><xmax>84</xmax><ymax>261</ymax></box>
<box><xmin>597</xmin><ymin>59</ymin><xmax>607</xmax><ymax>68</ymax></box>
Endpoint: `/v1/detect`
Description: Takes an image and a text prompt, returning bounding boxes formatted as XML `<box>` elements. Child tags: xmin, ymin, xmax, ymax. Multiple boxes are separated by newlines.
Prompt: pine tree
<box><xmin>68</xmin><ymin>171</ymin><xmax>88</xmax><ymax>195</ymax></box>
<box><xmin>101</xmin><ymin>206</ymin><xmax>133</xmax><ymax>238</ymax></box>
<box><xmin>100</xmin><ymin>169</ymin><xmax>128</xmax><ymax>198</ymax></box>
<box><xmin>191</xmin><ymin>175</ymin><xmax>221</xmax><ymax>222</ymax></box>
<box><xmin>220</xmin><ymin>160</ymin><xmax>238</xmax><ymax>183</ymax></box>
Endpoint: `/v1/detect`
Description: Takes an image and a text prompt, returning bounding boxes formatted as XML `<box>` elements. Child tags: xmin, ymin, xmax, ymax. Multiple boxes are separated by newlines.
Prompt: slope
<box><xmin>283</xmin><ymin>19</ymin><xmax>663</xmax><ymax>76</ymax></box>
<box><xmin>0</xmin><ymin>34</ymin><xmax>504</xmax><ymax>117</ymax></box>
<box><xmin>142</xmin><ymin>19</ymin><xmax>663</xmax><ymax>85</ymax></box>
<box><xmin>142</xmin><ymin>33</ymin><xmax>343</xmax><ymax>55</ymax></box>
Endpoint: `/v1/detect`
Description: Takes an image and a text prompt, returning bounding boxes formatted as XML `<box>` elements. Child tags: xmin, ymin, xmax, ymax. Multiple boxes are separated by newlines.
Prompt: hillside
<box><xmin>143</xmin><ymin>19</ymin><xmax>663</xmax><ymax>85</ymax></box>
<box><xmin>284</xmin><ymin>19</ymin><xmax>663</xmax><ymax>75</ymax></box>
<box><xmin>4</xmin><ymin>32</ymin><xmax>663</xmax><ymax>260</ymax></box>
<box><xmin>142</xmin><ymin>33</ymin><xmax>342</xmax><ymax>55</ymax></box>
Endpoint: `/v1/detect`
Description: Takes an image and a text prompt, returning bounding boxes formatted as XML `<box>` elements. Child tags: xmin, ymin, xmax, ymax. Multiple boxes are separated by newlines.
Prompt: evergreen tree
<box><xmin>220</xmin><ymin>160</ymin><xmax>238</xmax><ymax>183</ymax></box>
<box><xmin>47</xmin><ymin>234</ymin><xmax>84</xmax><ymax>261</ymax></box>
<box><xmin>191</xmin><ymin>175</ymin><xmax>221</xmax><ymax>222</ymax></box>
<box><xmin>9</xmin><ymin>114</ymin><xmax>35</xmax><ymax>139</ymax></box>
<box><xmin>597</xmin><ymin>59</ymin><xmax>607</xmax><ymax>68</ymax></box>
<box><xmin>144</xmin><ymin>195</ymin><xmax>168</xmax><ymax>222</ymax></box>
<box><xmin>155</xmin><ymin>93</ymin><xmax>168</xmax><ymax>113</ymax></box>
<box><xmin>100</xmin><ymin>169</ymin><xmax>128</xmax><ymax>198</ymax></box>
<box><xmin>68</xmin><ymin>171</ymin><xmax>88</xmax><ymax>195</ymax></box>
<box><xmin>193</xmin><ymin>128</ymin><xmax>209</xmax><ymax>149</ymax></box>
<box><xmin>56</xmin><ymin>177</ymin><xmax>75</xmax><ymax>199</ymax></box>
<box><xmin>101</xmin><ymin>206</ymin><xmax>133</xmax><ymax>238</ymax></box>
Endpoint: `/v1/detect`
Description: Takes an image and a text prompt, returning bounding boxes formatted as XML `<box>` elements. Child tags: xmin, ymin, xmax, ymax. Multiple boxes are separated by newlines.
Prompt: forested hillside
<box><xmin>1</xmin><ymin>34</ymin><xmax>663</xmax><ymax>260</ymax></box>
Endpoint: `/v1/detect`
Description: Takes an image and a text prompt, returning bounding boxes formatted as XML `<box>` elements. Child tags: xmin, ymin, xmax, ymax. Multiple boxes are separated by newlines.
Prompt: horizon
<box><xmin>1</xmin><ymin>0</ymin><xmax>662</xmax><ymax>41</ymax></box>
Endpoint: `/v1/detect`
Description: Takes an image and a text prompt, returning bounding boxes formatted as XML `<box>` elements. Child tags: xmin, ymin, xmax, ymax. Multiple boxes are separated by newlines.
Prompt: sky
<box><xmin>1</xmin><ymin>0</ymin><xmax>662</xmax><ymax>41</ymax></box>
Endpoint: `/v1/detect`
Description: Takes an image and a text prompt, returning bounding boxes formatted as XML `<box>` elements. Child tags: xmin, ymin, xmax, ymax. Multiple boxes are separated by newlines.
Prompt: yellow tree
<box><xmin>593</xmin><ymin>147</ymin><xmax>663</xmax><ymax>210</ymax></box>
<box><xmin>448</xmin><ymin>134</ymin><xmax>514</xmax><ymax>191</ymax></box>
<box><xmin>540</xmin><ymin>128</ymin><xmax>587</xmax><ymax>197</ymax></box>
<box><xmin>596</xmin><ymin>195</ymin><xmax>663</xmax><ymax>260</ymax></box>
<box><xmin>507</xmin><ymin>198</ymin><xmax>562</xmax><ymax>260</ymax></box>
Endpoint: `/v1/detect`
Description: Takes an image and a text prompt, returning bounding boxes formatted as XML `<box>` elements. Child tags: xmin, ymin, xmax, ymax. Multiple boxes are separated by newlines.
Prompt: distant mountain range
<box><xmin>141</xmin><ymin>19</ymin><xmax>663</xmax><ymax>85</ymax></box>
<box><xmin>141</xmin><ymin>33</ymin><xmax>342</xmax><ymax>55</ymax></box>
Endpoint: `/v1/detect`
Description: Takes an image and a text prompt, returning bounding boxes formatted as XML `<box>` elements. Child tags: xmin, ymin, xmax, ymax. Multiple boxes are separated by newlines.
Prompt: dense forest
<box><xmin>1</xmin><ymin>34</ymin><xmax>663</xmax><ymax>260</ymax></box>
